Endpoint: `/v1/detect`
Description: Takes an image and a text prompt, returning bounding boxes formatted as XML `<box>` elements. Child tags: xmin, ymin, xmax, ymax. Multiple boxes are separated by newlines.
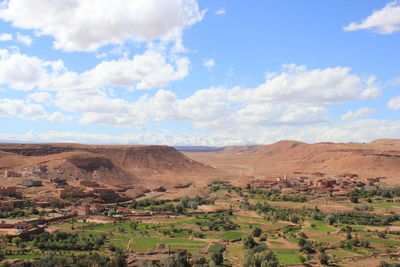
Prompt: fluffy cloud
<box><xmin>0</xmin><ymin>48</ymin><xmax>189</xmax><ymax>91</ymax></box>
<box><xmin>341</xmin><ymin>107</ymin><xmax>374</xmax><ymax>121</ymax></box>
<box><xmin>85</xmin><ymin>50</ymin><xmax>189</xmax><ymax>90</ymax></box>
<box><xmin>16</xmin><ymin>33</ymin><xmax>32</xmax><ymax>46</ymax></box>
<box><xmin>0</xmin><ymin>49</ymin><xmax>384</xmax><ymax>137</ymax></box>
<box><xmin>344</xmin><ymin>1</ymin><xmax>400</xmax><ymax>34</ymax></box>
<box><xmin>27</xmin><ymin>92</ymin><xmax>53</xmax><ymax>103</ymax></box>
<box><xmin>388</xmin><ymin>96</ymin><xmax>400</xmax><ymax>110</ymax></box>
<box><xmin>236</xmin><ymin>104</ymin><xmax>329</xmax><ymax>126</ymax></box>
<box><xmin>203</xmin><ymin>59</ymin><xmax>215</xmax><ymax>70</ymax></box>
<box><xmin>50</xmin><ymin>64</ymin><xmax>380</xmax><ymax>130</ymax></box>
<box><xmin>47</xmin><ymin>111</ymin><xmax>73</xmax><ymax>123</ymax></box>
<box><xmin>216</xmin><ymin>9</ymin><xmax>226</xmax><ymax>15</ymax></box>
<box><xmin>0</xmin><ymin>0</ymin><xmax>205</xmax><ymax>51</ymax></box>
<box><xmin>0</xmin><ymin>33</ymin><xmax>12</xmax><ymax>41</ymax></box>
<box><xmin>1</xmin><ymin>119</ymin><xmax>400</xmax><ymax>146</ymax></box>
<box><xmin>0</xmin><ymin>49</ymin><xmax>53</xmax><ymax>91</ymax></box>
<box><xmin>0</xmin><ymin>98</ymin><xmax>71</xmax><ymax>122</ymax></box>
<box><xmin>230</xmin><ymin>64</ymin><xmax>380</xmax><ymax>104</ymax></box>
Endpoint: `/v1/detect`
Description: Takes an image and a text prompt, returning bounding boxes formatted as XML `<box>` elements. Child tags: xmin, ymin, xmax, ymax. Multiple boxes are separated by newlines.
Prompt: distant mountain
<box><xmin>187</xmin><ymin>139</ymin><xmax>400</xmax><ymax>183</ymax></box>
<box><xmin>174</xmin><ymin>146</ymin><xmax>220</xmax><ymax>152</ymax></box>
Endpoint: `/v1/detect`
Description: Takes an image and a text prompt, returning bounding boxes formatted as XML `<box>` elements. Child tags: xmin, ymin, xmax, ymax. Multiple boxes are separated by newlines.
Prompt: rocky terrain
<box><xmin>0</xmin><ymin>143</ymin><xmax>218</xmax><ymax>190</ymax></box>
<box><xmin>187</xmin><ymin>139</ymin><xmax>400</xmax><ymax>185</ymax></box>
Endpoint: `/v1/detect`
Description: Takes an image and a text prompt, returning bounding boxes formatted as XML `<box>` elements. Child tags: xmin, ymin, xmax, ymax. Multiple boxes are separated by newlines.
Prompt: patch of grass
<box><xmin>275</xmin><ymin>252</ymin><xmax>302</xmax><ymax>264</ymax></box>
<box><xmin>342</xmin><ymin>248</ymin><xmax>367</xmax><ymax>255</ymax></box>
<box><xmin>287</xmin><ymin>238</ymin><xmax>300</xmax><ymax>243</ymax></box>
<box><xmin>270</xmin><ymin>248</ymin><xmax>298</xmax><ymax>252</ymax></box>
<box><xmin>263</xmin><ymin>222</ymin><xmax>288</xmax><ymax>231</ymax></box>
<box><xmin>219</xmin><ymin>231</ymin><xmax>244</xmax><ymax>240</ymax></box>
<box><xmin>168</xmin><ymin>244</ymin><xmax>205</xmax><ymax>252</ymax></box>
<box><xmin>162</xmin><ymin>239</ymin><xmax>206</xmax><ymax>252</ymax></box>
<box><xmin>269</xmin><ymin>241</ymin><xmax>284</xmax><ymax>245</ymax></box>
<box><xmin>336</xmin><ymin>225</ymin><xmax>366</xmax><ymax>231</ymax></box>
<box><xmin>366</xmin><ymin>238</ymin><xmax>400</xmax><ymax>247</ymax></box>
<box><xmin>5</xmin><ymin>255</ymin><xmax>41</xmax><ymax>260</ymax></box>
<box><xmin>327</xmin><ymin>249</ymin><xmax>360</xmax><ymax>258</ymax></box>
<box><xmin>309</xmin><ymin>235</ymin><xmax>341</xmax><ymax>243</ymax></box>
<box><xmin>208</xmin><ymin>243</ymin><xmax>224</xmax><ymax>252</ymax></box>
<box><xmin>306</xmin><ymin>220</ymin><xmax>335</xmax><ymax>233</ymax></box>
<box><xmin>130</xmin><ymin>237</ymin><xmax>159</xmax><ymax>252</ymax></box>
<box><xmin>108</xmin><ymin>234</ymin><xmax>133</xmax><ymax>249</ymax></box>
<box><xmin>163</xmin><ymin>239</ymin><xmax>206</xmax><ymax>245</ymax></box>
<box><xmin>225</xmin><ymin>242</ymin><xmax>244</xmax><ymax>266</ymax></box>
<box><xmin>370</xmin><ymin>201</ymin><xmax>400</xmax><ymax>208</ymax></box>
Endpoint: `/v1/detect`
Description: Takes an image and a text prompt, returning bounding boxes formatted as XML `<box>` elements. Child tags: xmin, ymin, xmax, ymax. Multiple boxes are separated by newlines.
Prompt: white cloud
<box><xmin>16</xmin><ymin>33</ymin><xmax>32</xmax><ymax>46</ymax></box>
<box><xmin>0</xmin><ymin>50</ymin><xmax>384</xmax><ymax>136</ymax></box>
<box><xmin>0</xmin><ymin>98</ymin><xmax>45</xmax><ymax>120</ymax></box>
<box><xmin>0</xmin><ymin>49</ymin><xmax>51</xmax><ymax>91</ymax></box>
<box><xmin>388</xmin><ymin>96</ymin><xmax>400</xmax><ymax>110</ymax></box>
<box><xmin>216</xmin><ymin>9</ymin><xmax>226</xmax><ymax>15</ymax></box>
<box><xmin>0</xmin><ymin>98</ymin><xmax>71</xmax><ymax>122</ymax></box>
<box><xmin>230</xmin><ymin>64</ymin><xmax>380</xmax><ymax>104</ymax></box>
<box><xmin>203</xmin><ymin>59</ymin><xmax>215</xmax><ymax>70</ymax></box>
<box><xmin>0</xmin><ymin>0</ymin><xmax>205</xmax><ymax>52</ymax></box>
<box><xmin>1</xmin><ymin>118</ymin><xmax>400</xmax><ymax>146</ymax></box>
<box><xmin>48</xmin><ymin>64</ymin><xmax>381</xmax><ymax>131</ymax></box>
<box><xmin>389</xmin><ymin>77</ymin><xmax>400</xmax><ymax>86</ymax></box>
<box><xmin>27</xmin><ymin>92</ymin><xmax>53</xmax><ymax>103</ymax></box>
<box><xmin>86</xmin><ymin>50</ymin><xmax>189</xmax><ymax>90</ymax></box>
<box><xmin>341</xmin><ymin>107</ymin><xmax>374</xmax><ymax>121</ymax></box>
<box><xmin>47</xmin><ymin>111</ymin><xmax>73</xmax><ymax>123</ymax></box>
<box><xmin>0</xmin><ymin>33</ymin><xmax>12</xmax><ymax>41</ymax></box>
<box><xmin>344</xmin><ymin>1</ymin><xmax>400</xmax><ymax>34</ymax></box>
<box><xmin>236</xmin><ymin>104</ymin><xmax>329</xmax><ymax>126</ymax></box>
<box><xmin>0</xmin><ymin>48</ymin><xmax>189</xmax><ymax>91</ymax></box>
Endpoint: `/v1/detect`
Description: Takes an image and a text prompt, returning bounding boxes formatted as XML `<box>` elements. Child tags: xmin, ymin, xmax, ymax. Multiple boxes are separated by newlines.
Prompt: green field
<box><xmin>130</xmin><ymin>237</ymin><xmax>159</xmax><ymax>252</ymax></box>
<box><xmin>306</xmin><ymin>220</ymin><xmax>336</xmax><ymax>233</ymax></box>
<box><xmin>5</xmin><ymin>255</ymin><xmax>41</xmax><ymax>260</ymax></box>
<box><xmin>208</xmin><ymin>243</ymin><xmax>224</xmax><ymax>252</ymax></box>
<box><xmin>275</xmin><ymin>252</ymin><xmax>303</xmax><ymax>264</ymax></box>
<box><xmin>219</xmin><ymin>231</ymin><xmax>244</xmax><ymax>240</ymax></box>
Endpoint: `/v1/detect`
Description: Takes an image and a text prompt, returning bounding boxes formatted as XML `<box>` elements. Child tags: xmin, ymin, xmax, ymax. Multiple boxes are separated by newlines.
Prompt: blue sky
<box><xmin>0</xmin><ymin>0</ymin><xmax>399</xmax><ymax>145</ymax></box>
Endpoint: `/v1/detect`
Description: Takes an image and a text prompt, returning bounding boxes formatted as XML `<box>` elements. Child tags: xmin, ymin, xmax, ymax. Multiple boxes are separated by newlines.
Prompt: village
<box><xmin>0</xmin><ymin>166</ymin><xmax>389</xmax><ymax>246</ymax></box>
<box><xmin>249</xmin><ymin>172</ymin><xmax>385</xmax><ymax>195</ymax></box>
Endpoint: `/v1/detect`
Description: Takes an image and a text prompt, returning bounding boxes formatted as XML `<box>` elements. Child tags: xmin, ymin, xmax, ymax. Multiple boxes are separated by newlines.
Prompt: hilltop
<box><xmin>186</xmin><ymin>139</ymin><xmax>400</xmax><ymax>185</ymax></box>
<box><xmin>0</xmin><ymin>143</ymin><xmax>218</xmax><ymax>190</ymax></box>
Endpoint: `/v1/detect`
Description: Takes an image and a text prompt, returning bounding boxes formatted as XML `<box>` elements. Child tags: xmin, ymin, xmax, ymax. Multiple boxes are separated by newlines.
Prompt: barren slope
<box><xmin>0</xmin><ymin>143</ymin><xmax>218</xmax><ymax>188</ymax></box>
<box><xmin>187</xmin><ymin>139</ymin><xmax>400</xmax><ymax>184</ymax></box>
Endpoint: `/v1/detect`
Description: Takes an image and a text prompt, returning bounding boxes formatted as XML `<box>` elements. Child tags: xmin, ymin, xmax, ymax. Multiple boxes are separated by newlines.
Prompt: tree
<box><xmin>299</xmin><ymin>255</ymin><xmax>306</xmax><ymax>264</ymax></box>
<box><xmin>11</xmin><ymin>236</ymin><xmax>22</xmax><ymax>247</ymax></box>
<box><xmin>324</xmin><ymin>214</ymin><xmax>335</xmax><ymax>225</ymax></box>
<box><xmin>244</xmin><ymin>249</ymin><xmax>279</xmax><ymax>267</ymax></box>
<box><xmin>243</xmin><ymin>235</ymin><xmax>257</xmax><ymax>249</ymax></box>
<box><xmin>175</xmin><ymin>204</ymin><xmax>185</xmax><ymax>214</ymax></box>
<box><xmin>298</xmin><ymin>238</ymin><xmax>307</xmax><ymax>247</ymax></box>
<box><xmin>351</xmin><ymin>195</ymin><xmax>359</xmax><ymax>203</ymax></box>
<box><xmin>211</xmin><ymin>252</ymin><xmax>223</xmax><ymax>265</ymax></box>
<box><xmin>113</xmin><ymin>250</ymin><xmax>127</xmax><ymax>267</ymax></box>
<box><xmin>252</xmin><ymin>227</ymin><xmax>262</xmax><ymax>237</ymax></box>
<box><xmin>319</xmin><ymin>252</ymin><xmax>330</xmax><ymax>266</ymax></box>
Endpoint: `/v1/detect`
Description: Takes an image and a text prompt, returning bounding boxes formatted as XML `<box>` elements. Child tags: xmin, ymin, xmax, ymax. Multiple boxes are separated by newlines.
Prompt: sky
<box><xmin>0</xmin><ymin>0</ymin><xmax>399</xmax><ymax>146</ymax></box>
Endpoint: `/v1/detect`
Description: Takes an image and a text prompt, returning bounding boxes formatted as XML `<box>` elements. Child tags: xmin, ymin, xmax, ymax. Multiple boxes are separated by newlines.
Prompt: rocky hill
<box><xmin>187</xmin><ymin>139</ymin><xmax>400</xmax><ymax>184</ymax></box>
<box><xmin>0</xmin><ymin>143</ymin><xmax>217</xmax><ymax>188</ymax></box>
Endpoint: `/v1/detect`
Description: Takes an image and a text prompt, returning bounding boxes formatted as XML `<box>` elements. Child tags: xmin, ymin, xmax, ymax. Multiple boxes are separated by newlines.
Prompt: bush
<box><xmin>243</xmin><ymin>235</ymin><xmax>257</xmax><ymax>249</ymax></box>
<box><xmin>211</xmin><ymin>252</ymin><xmax>223</xmax><ymax>265</ymax></box>
<box><xmin>319</xmin><ymin>252</ymin><xmax>329</xmax><ymax>265</ymax></box>
<box><xmin>252</xmin><ymin>227</ymin><xmax>262</xmax><ymax>237</ymax></box>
